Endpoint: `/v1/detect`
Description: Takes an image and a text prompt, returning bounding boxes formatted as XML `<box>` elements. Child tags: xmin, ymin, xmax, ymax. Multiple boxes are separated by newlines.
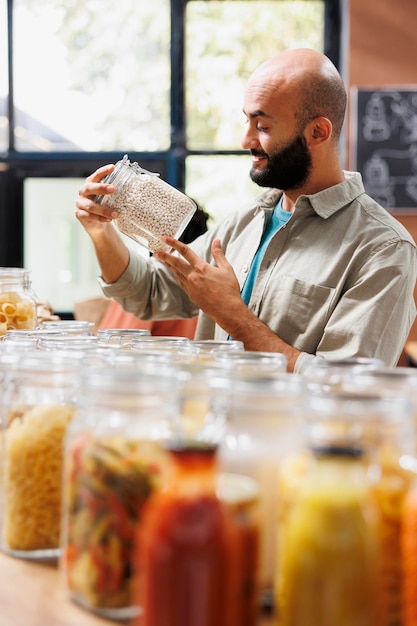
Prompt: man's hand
<box><xmin>75</xmin><ymin>164</ymin><xmax>130</xmax><ymax>284</ymax></box>
<box><xmin>155</xmin><ymin>237</ymin><xmax>243</xmax><ymax>327</ymax></box>
<box><xmin>156</xmin><ymin>235</ymin><xmax>301</xmax><ymax>371</ymax></box>
<box><xmin>75</xmin><ymin>164</ymin><xmax>118</xmax><ymax>236</ymax></box>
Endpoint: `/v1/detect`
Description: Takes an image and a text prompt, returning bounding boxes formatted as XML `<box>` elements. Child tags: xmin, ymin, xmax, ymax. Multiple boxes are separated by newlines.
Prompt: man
<box><xmin>75</xmin><ymin>48</ymin><xmax>417</xmax><ymax>373</ymax></box>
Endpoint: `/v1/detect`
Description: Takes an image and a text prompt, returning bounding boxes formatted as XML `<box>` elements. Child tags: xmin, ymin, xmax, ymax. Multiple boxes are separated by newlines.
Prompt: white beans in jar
<box><xmin>95</xmin><ymin>155</ymin><xmax>196</xmax><ymax>253</ymax></box>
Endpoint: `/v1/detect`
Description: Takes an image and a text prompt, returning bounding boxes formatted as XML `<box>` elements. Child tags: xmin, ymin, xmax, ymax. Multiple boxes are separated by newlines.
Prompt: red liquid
<box><xmin>132</xmin><ymin>445</ymin><xmax>259</xmax><ymax>626</ymax></box>
<box><xmin>137</xmin><ymin>493</ymin><xmax>232</xmax><ymax>626</ymax></box>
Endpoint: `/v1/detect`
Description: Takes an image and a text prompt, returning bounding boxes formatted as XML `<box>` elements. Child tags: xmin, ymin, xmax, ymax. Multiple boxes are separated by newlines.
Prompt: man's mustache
<box><xmin>250</xmin><ymin>149</ymin><xmax>268</xmax><ymax>158</ymax></box>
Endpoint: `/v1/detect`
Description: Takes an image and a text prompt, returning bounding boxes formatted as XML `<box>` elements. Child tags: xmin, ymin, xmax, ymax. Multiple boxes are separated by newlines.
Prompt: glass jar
<box><xmin>1</xmin><ymin>334</ymin><xmax>38</xmax><ymax>352</ymax></box>
<box><xmin>0</xmin><ymin>351</ymin><xmax>81</xmax><ymax>560</ymax></box>
<box><xmin>343</xmin><ymin>366</ymin><xmax>417</xmax><ymax>446</ymax></box>
<box><xmin>37</xmin><ymin>334</ymin><xmax>99</xmax><ymax>352</ymax></box>
<box><xmin>40</xmin><ymin>320</ymin><xmax>96</xmax><ymax>335</ymax></box>
<box><xmin>132</xmin><ymin>441</ymin><xmax>260</xmax><ymax>626</ymax></box>
<box><xmin>178</xmin><ymin>339</ymin><xmax>244</xmax><ymax>363</ymax></box>
<box><xmin>276</xmin><ymin>389</ymin><xmax>414</xmax><ymax>626</ymax></box>
<box><xmin>213</xmin><ymin>350</ymin><xmax>287</xmax><ymax>374</ymax></box>
<box><xmin>401</xmin><ymin>476</ymin><xmax>417</xmax><ymax>626</ymax></box>
<box><xmin>61</xmin><ymin>362</ymin><xmax>179</xmax><ymax>620</ymax></box>
<box><xmin>217</xmin><ymin>373</ymin><xmax>306</xmax><ymax>606</ymax></box>
<box><xmin>95</xmin><ymin>154</ymin><xmax>196</xmax><ymax>253</ymax></box>
<box><xmin>301</xmin><ymin>356</ymin><xmax>384</xmax><ymax>392</ymax></box>
<box><xmin>97</xmin><ymin>328</ymin><xmax>151</xmax><ymax>347</ymax></box>
<box><xmin>0</xmin><ymin>267</ymin><xmax>37</xmax><ymax>338</ymax></box>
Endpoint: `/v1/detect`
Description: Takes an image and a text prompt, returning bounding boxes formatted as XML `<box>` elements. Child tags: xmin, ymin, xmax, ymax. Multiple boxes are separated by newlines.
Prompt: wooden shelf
<box><xmin>0</xmin><ymin>551</ymin><xmax>275</xmax><ymax>626</ymax></box>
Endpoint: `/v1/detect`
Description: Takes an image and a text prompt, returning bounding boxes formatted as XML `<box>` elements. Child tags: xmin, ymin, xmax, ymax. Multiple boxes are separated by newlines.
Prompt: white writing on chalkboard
<box><xmin>351</xmin><ymin>87</ymin><xmax>417</xmax><ymax>210</ymax></box>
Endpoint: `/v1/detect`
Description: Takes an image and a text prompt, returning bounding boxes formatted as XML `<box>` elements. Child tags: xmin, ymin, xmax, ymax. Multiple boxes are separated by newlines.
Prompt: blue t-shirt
<box><xmin>240</xmin><ymin>197</ymin><xmax>291</xmax><ymax>305</ymax></box>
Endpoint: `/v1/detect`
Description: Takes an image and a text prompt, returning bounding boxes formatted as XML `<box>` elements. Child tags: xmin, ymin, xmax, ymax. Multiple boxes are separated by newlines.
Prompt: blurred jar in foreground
<box><xmin>342</xmin><ymin>366</ymin><xmax>417</xmax><ymax>626</ymax></box>
<box><xmin>97</xmin><ymin>328</ymin><xmax>151</xmax><ymax>347</ymax></box>
<box><xmin>301</xmin><ymin>357</ymin><xmax>384</xmax><ymax>392</ymax></box>
<box><xmin>61</xmin><ymin>363</ymin><xmax>179</xmax><ymax>621</ymax></box>
<box><xmin>276</xmin><ymin>390</ymin><xmax>414</xmax><ymax>626</ymax></box>
<box><xmin>178</xmin><ymin>339</ymin><xmax>244</xmax><ymax>363</ymax></box>
<box><xmin>132</xmin><ymin>440</ymin><xmax>260</xmax><ymax>626</ymax></box>
<box><xmin>213</xmin><ymin>350</ymin><xmax>287</xmax><ymax>374</ymax></box>
<box><xmin>343</xmin><ymin>366</ymin><xmax>417</xmax><ymax>440</ymax></box>
<box><xmin>217</xmin><ymin>373</ymin><xmax>306</xmax><ymax>605</ymax></box>
<box><xmin>40</xmin><ymin>320</ymin><xmax>95</xmax><ymax>335</ymax></box>
<box><xmin>0</xmin><ymin>334</ymin><xmax>38</xmax><ymax>352</ymax></box>
<box><xmin>0</xmin><ymin>351</ymin><xmax>80</xmax><ymax>559</ymax></box>
<box><xmin>402</xmin><ymin>475</ymin><xmax>417</xmax><ymax>626</ymax></box>
<box><xmin>0</xmin><ymin>267</ymin><xmax>37</xmax><ymax>337</ymax></box>
<box><xmin>37</xmin><ymin>334</ymin><xmax>99</xmax><ymax>352</ymax></box>
<box><xmin>131</xmin><ymin>335</ymin><xmax>190</xmax><ymax>351</ymax></box>
<box><xmin>172</xmin><ymin>364</ymin><xmax>230</xmax><ymax>444</ymax></box>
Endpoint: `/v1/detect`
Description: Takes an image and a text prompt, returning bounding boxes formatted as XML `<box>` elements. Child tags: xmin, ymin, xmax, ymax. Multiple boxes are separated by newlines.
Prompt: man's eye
<box><xmin>256</xmin><ymin>125</ymin><xmax>267</xmax><ymax>132</ymax></box>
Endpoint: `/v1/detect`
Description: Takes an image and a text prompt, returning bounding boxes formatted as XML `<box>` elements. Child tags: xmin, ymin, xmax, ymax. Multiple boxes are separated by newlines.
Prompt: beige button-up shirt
<box><xmin>100</xmin><ymin>172</ymin><xmax>417</xmax><ymax>372</ymax></box>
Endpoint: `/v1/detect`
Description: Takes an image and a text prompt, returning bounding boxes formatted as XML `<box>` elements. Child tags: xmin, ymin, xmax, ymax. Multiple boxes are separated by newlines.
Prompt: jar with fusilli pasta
<box><xmin>0</xmin><ymin>351</ymin><xmax>81</xmax><ymax>560</ymax></box>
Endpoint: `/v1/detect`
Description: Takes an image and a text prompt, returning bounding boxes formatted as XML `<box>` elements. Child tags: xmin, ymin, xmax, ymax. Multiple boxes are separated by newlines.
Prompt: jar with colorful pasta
<box><xmin>0</xmin><ymin>267</ymin><xmax>37</xmax><ymax>337</ymax></box>
<box><xmin>0</xmin><ymin>351</ymin><xmax>81</xmax><ymax>560</ymax></box>
<box><xmin>60</xmin><ymin>361</ymin><xmax>180</xmax><ymax>621</ymax></box>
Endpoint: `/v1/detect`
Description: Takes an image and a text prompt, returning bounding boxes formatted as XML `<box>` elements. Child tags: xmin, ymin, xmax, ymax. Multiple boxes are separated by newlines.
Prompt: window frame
<box><xmin>0</xmin><ymin>0</ymin><xmax>341</xmax><ymax>312</ymax></box>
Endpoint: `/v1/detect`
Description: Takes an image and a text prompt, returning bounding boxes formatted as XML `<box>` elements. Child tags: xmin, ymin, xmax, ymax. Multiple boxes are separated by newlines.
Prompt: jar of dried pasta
<box><xmin>0</xmin><ymin>351</ymin><xmax>81</xmax><ymax>560</ymax></box>
<box><xmin>61</xmin><ymin>360</ymin><xmax>180</xmax><ymax>620</ymax></box>
<box><xmin>95</xmin><ymin>154</ymin><xmax>196</xmax><ymax>253</ymax></box>
<box><xmin>0</xmin><ymin>267</ymin><xmax>37</xmax><ymax>338</ymax></box>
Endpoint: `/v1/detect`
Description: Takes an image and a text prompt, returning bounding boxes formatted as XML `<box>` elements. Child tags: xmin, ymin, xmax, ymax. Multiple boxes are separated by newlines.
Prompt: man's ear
<box><xmin>307</xmin><ymin>116</ymin><xmax>333</xmax><ymax>143</ymax></box>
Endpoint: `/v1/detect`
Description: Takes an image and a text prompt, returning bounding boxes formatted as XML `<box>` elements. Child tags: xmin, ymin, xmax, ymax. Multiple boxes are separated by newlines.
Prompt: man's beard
<box><xmin>249</xmin><ymin>132</ymin><xmax>312</xmax><ymax>190</ymax></box>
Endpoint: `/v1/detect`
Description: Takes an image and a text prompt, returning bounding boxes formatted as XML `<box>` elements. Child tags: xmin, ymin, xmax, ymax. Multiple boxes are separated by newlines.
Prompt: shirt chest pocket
<box><xmin>262</xmin><ymin>275</ymin><xmax>335</xmax><ymax>351</ymax></box>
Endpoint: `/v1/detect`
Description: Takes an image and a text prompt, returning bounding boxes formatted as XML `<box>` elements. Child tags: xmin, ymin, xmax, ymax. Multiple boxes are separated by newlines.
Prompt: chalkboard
<box><xmin>351</xmin><ymin>87</ymin><xmax>417</xmax><ymax>211</ymax></box>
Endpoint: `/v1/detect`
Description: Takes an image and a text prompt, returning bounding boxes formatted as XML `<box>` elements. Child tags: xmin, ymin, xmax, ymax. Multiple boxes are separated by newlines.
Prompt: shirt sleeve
<box><xmin>97</xmin><ymin>250</ymin><xmax>200</xmax><ymax>321</ymax></box>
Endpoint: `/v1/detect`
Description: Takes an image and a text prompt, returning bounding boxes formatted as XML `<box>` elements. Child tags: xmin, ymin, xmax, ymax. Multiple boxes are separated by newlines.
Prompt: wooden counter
<box><xmin>0</xmin><ymin>552</ymin><xmax>275</xmax><ymax>626</ymax></box>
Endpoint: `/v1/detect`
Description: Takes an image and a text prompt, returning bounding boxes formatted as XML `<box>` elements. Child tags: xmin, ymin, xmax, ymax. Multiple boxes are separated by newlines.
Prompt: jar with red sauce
<box><xmin>132</xmin><ymin>440</ymin><xmax>260</xmax><ymax>626</ymax></box>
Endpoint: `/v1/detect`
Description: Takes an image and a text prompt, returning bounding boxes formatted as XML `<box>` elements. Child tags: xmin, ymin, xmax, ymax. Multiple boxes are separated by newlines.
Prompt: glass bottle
<box><xmin>61</xmin><ymin>362</ymin><xmax>179</xmax><ymax>620</ymax></box>
<box><xmin>0</xmin><ymin>351</ymin><xmax>80</xmax><ymax>560</ymax></box>
<box><xmin>276</xmin><ymin>389</ymin><xmax>413</xmax><ymax>626</ymax></box>
<box><xmin>132</xmin><ymin>440</ymin><xmax>259</xmax><ymax>626</ymax></box>
<box><xmin>0</xmin><ymin>267</ymin><xmax>37</xmax><ymax>338</ymax></box>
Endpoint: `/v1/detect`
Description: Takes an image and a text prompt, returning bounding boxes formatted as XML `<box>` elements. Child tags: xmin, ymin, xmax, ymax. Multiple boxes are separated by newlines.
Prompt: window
<box><xmin>0</xmin><ymin>0</ymin><xmax>338</xmax><ymax>313</ymax></box>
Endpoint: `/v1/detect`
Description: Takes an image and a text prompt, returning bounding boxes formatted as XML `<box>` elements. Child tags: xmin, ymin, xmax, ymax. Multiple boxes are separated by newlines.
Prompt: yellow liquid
<box><xmin>277</xmin><ymin>457</ymin><xmax>376</xmax><ymax>626</ymax></box>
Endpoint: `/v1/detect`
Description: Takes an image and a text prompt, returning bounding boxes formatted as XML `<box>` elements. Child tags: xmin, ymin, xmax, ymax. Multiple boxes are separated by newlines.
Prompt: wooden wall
<box><xmin>346</xmin><ymin>0</ymin><xmax>417</xmax><ymax>360</ymax></box>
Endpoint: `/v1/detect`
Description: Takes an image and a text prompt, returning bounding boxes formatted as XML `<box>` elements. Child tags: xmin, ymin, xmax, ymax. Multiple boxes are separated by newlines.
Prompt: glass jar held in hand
<box><xmin>95</xmin><ymin>155</ymin><xmax>196</xmax><ymax>253</ymax></box>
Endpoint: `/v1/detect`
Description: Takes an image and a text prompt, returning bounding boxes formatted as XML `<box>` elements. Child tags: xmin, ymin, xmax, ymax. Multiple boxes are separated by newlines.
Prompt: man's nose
<box><xmin>241</xmin><ymin>126</ymin><xmax>259</xmax><ymax>150</ymax></box>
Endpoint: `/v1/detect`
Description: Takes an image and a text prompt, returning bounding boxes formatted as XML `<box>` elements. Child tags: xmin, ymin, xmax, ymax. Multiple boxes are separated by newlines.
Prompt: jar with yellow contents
<box><xmin>276</xmin><ymin>389</ymin><xmax>413</xmax><ymax>626</ymax></box>
<box><xmin>0</xmin><ymin>268</ymin><xmax>37</xmax><ymax>338</ymax></box>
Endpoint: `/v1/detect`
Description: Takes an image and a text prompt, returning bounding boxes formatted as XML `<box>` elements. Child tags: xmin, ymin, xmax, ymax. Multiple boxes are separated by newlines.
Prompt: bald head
<box><xmin>248</xmin><ymin>48</ymin><xmax>347</xmax><ymax>142</ymax></box>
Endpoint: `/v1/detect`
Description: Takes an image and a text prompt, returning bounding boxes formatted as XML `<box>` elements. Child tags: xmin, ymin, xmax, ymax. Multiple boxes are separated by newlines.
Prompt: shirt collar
<box><xmin>254</xmin><ymin>171</ymin><xmax>366</xmax><ymax>219</ymax></box>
